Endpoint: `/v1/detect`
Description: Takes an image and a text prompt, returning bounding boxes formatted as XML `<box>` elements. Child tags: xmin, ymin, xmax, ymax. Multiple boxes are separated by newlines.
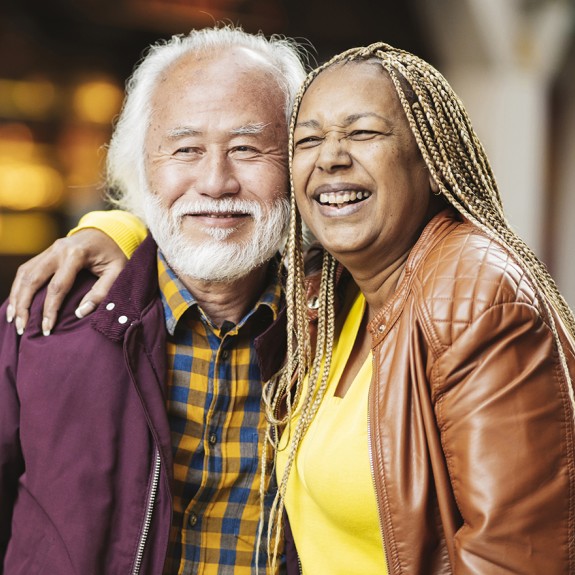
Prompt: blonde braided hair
<box><xmin>260</xmin><ymin>42</ymin><xmax>575</xmax><ymax>571</ymax></box>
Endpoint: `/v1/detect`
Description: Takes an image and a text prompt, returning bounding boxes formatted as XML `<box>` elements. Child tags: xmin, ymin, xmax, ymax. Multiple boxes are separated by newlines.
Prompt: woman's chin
<box><xmin>323</xmin><ymin>237</ymin><xmax>374</xmax><ymax>264</ymax></box>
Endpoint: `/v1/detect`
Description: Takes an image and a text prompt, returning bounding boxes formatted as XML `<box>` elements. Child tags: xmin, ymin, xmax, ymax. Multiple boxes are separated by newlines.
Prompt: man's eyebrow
<box><xmin>166</xmin><ymin>123</ymin><xmax>270</xmax><ymax>139</ymax></box>
<box><xmin>167</xmin><ymin>127</ymin><xmax>201</xmax><ymax>139</ymax></box>
<box><xmin>230</xmin><ymin>122</ymin><xmax>269</xmax><ymax>136</ymax></box>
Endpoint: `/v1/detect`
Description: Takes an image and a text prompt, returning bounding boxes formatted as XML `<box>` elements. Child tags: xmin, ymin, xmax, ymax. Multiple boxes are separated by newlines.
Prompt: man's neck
<box><xmin>179</xmin><ymin>262</ymin><xmax>272</xmax><ymax>327</ymax></box>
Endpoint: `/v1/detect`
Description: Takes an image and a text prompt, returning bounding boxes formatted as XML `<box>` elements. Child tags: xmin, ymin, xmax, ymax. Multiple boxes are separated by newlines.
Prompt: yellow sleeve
<box><xmin>67</xmin><ymin>210</ymin><xmax>147</xmax><ymax>259</ymax></box>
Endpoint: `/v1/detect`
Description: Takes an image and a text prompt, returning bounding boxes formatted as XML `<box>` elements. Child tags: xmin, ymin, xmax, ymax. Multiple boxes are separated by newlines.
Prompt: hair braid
<box><xmin>262</xmin><ymin>250</ymin><xmax>336</xmax><ymax>573</ymax></box>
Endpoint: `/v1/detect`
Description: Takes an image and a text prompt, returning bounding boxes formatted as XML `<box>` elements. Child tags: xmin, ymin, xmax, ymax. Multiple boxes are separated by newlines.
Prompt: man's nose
<box><xmin>196</xmin><ymin>154</ymin><xmax>241</xmax><ymax>197</ymax></box>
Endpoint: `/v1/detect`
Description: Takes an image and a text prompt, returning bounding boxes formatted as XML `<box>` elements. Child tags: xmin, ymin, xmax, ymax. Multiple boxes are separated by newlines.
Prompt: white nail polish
<box><xmin>42</xmin><ymin>318</ymin><xmax>51</xmax><ymax>337</ymax></box>
<box><xmin>6</xmin><ymin>304</ymin><xmax>14</xmax><ymax>323</ymax></box>
<box><xmin>75</xmin><ymin>301</ymin><xmax>94</xmax><ymax>319</ymax></box>
<box><xmin>15</xmin><ymin>317</ymin><xmax>24</xmax><ymax>336</ymax></box>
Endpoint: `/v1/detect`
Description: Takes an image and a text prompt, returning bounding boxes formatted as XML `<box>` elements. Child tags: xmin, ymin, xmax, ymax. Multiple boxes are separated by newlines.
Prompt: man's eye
<box><xmin>230</xmin><ymin>146</ymin><xmax>260</xmax><ymax>158</ymax></box>
<box><xmin>174</xmin><ymin>147</ymin><xmax>199</xmax><ymax>155</ymax></box>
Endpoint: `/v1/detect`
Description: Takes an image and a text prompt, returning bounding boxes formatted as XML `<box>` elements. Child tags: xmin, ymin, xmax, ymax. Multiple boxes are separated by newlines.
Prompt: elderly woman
<box><xmin>264</xmin><ymin>43</ymin><xmax>575</xmax><ymax>574</ymax></box>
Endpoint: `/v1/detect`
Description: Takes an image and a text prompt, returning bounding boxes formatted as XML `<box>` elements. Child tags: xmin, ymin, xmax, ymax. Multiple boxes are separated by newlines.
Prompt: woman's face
<box><xmin>292</xmin><ymin>61</ymin><xmax>437</xmax><ymax>267</ymax></box>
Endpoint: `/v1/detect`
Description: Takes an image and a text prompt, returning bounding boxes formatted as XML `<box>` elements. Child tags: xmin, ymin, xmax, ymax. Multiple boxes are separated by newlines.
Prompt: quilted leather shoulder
<box><xmin>411</xmin><ymin>214</ymin><xmax>539</xmax><ymax>348</ymax></box>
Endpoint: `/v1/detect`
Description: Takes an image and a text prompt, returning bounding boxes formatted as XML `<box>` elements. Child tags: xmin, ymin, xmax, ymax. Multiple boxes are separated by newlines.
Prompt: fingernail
<box><xmin>15</xmin><ymin>317</ymin><xmax>24</xmax><ymax>336</ymax></box>
<box><xmin>42</xmin><ymin>317</ymin><xmax>51</xmax><ymax>337</ymax></box>
<box><xmin>75</xmin><ymin>300</ymin><xmax>95</xmax><ymax>319</ymax></box>
<box><xmin>6</xmin><ymin>304</ymin><xmax>14</xmax><ymax>323</ymax></box>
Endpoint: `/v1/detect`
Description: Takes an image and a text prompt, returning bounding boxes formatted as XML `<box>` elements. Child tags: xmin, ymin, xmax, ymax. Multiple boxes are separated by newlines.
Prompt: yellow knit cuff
<box><xmin>67</xmin><ymin>210</ymin><xmax>147</xmax><ymax>259</ymax></box>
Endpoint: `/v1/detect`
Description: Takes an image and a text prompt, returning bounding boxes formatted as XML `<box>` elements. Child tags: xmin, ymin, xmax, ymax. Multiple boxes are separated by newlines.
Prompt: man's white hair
<box><xmin>105</xmin><ymin>24</ymin><xmax>308</xmax><ymax>220</ymax></box>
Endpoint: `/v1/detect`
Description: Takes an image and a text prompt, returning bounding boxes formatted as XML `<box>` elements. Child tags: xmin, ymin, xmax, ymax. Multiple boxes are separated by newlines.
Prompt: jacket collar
<box><xmin>367</xmin><ymin>208</ymin><xmax>460</xmax><ymax>344</ymax></box>
<box><xmin>90</xmin><ymin>233</ymin><xmax>290</xmax><ymax>380</ymax></box>
<box><xmin>91</xmin><ymin>234</ymin><xmax>160</xmax><ymax>342</ymax></box>
<box><xmin>255</xmin><ymin>305</ymin><xmax>286</xmax><ymax>382</ymax></box>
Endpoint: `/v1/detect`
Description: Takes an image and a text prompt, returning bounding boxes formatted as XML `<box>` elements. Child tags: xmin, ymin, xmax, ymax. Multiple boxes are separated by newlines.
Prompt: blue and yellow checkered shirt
<box><xmin>158</xmin><ymin>251</ymin><xmax>283</xmax><ymax>575</ymax></box>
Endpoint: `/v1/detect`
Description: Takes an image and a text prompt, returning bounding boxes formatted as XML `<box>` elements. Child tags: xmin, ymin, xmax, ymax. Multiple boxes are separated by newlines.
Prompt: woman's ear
<box><xmin>429</xmin><ymin>173</ymin><xmax>440</xmax><ymax>195</ymax></box>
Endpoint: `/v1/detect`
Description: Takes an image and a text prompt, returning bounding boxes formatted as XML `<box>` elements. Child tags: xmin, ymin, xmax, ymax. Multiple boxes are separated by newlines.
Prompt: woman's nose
<box><xmin>314</xmin><ymin>136</ymin><xmax>352</xmax><ymax>172</ymax></box>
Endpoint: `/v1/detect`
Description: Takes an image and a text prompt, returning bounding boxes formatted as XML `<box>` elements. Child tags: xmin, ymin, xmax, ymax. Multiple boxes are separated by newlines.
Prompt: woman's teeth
<box><xmin>318</xmin><ymin>190</ymin><xmax>371</xmax><ymax>206</ymax></box>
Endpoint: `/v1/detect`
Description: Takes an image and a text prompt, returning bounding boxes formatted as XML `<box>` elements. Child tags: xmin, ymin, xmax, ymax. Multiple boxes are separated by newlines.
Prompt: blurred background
<box><xmin>1</xmin><ymin>0</ymin><xmax>574</xmax><ymax>306</ymax></box>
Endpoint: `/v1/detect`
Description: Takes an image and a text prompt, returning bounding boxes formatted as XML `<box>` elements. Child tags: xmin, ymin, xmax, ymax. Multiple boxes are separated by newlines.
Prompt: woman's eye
<box><xmin>294</xmin><ymin>136</ymin><xmax>322</xmax><ymax>149</ymax></box>
<box><xmin>348</xmin><ymin>130</ymin><xmax>379</xmax><ymax>140</ymax></box>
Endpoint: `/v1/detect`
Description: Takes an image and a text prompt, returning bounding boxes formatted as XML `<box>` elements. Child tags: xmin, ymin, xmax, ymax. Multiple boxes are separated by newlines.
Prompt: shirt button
<box><xmin>221</xmin><ymin>350</ymin><xmax>229</xmax><ymax>360</ymax></box>
<box><xmin>118</xmin><ymin>315</ymin><xmax>128</xmax><ymax>324</ymax></box>
<box><xmin>189</xmin><ymin>512</ymin><xmax>198</xmax><ymax>527</ymax></box>
<box><xmin>209</xmin><ymin>433</ymin><xmax>217</xmax><ymax>445</ymax></box>
<box><xmin>378</xmin><ymin>324</ymin><xmax>385</xmax><ymax>333</ymax></box>
<box><xmin>106</xmin><ymin>302</ymin><xmax>115</xmax><ymax>311</ymax></box>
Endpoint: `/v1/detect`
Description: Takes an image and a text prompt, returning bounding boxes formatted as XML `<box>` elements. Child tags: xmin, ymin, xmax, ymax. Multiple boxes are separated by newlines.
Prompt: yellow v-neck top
<box><xmin>276</xmin><ymin>291</ymin><xmax>387</xmax><ymax>575</ymax></box>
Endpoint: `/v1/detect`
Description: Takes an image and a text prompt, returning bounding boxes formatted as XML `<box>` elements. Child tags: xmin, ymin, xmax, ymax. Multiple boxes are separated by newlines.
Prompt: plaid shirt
<box><xmin>157</xmin><ymin>252</ymin><xmax>283</xmax><ymax>575</ymax></box>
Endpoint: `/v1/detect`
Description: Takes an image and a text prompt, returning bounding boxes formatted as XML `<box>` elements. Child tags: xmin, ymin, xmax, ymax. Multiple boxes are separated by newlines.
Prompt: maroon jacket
<box><xmin>0</xmin><ymin>235</ymin><xmax>287</xmax><ymax>575</ymax></box>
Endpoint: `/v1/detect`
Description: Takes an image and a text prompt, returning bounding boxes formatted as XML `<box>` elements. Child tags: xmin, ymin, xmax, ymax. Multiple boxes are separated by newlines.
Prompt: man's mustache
<box><xmin>171</xmin><ymin>198</ymin><xmax>264</xmax><ymax>219</ymax></box>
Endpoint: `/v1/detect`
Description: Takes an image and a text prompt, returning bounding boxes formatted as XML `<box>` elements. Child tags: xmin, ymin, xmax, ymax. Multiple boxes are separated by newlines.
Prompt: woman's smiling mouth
<box><xmin>317</xmin><ymin>190</ymin><xmax>372</xmax><ymax>207</ymax></box>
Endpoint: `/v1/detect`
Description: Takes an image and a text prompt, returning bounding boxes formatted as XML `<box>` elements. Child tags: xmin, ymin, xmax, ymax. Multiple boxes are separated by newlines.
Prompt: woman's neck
<box><xmin>349</xmin><ymin>252</ymin><xmax>409</xmax><ymax>322</ymax></box>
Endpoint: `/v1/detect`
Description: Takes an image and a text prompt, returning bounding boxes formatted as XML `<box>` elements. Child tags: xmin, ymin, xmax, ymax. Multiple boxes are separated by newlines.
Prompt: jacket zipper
<box><xmin>367</xmin><ymin>353</ymin><xmax>392</xmax><ymax>575</ymax></box>
<box><xmin>131</xmin><ymin>449</ymin><xmax>161</xmax><ymax>575</ymax></box>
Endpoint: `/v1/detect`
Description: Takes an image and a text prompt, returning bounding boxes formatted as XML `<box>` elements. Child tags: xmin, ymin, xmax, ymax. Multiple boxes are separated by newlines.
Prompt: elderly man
<box><xmin>0</xmin><ymin>26</ymin><xmax>306</xmax><ymax>574</ymax></box>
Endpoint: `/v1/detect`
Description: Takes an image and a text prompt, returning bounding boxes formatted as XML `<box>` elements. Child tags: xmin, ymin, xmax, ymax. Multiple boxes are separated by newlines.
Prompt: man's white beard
<box><xmin>143</xmin><ymin>192</ymin><xmax>290</xmax><ymax>282</ymax></box>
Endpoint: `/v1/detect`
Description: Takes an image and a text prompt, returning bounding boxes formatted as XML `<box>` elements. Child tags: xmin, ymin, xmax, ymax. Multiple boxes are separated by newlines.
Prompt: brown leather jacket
<box><xmin>303</xmin><ymin>209</ymin><xmax>575</xmax><ymax>574</ymax></box>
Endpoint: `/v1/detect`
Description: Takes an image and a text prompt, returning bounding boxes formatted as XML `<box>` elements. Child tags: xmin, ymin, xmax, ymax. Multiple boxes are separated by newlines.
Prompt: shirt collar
<box><xmin>157</xmin><ymin>250</ymin><xmax>283</xmax><ymax>336</ymax></box>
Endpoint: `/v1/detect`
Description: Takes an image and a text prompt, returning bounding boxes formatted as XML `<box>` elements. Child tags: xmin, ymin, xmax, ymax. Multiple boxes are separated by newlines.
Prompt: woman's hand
<box><xmin>6</xmin><ymin>229</ymin><xmax>128</xmax><ymax>336</ymax></box>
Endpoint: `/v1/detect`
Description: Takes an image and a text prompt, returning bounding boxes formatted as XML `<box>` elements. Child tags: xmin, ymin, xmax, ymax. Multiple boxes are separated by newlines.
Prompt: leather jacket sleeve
<box><xmin>434</xmin><ymin>300</ymin><xmax>575</xmax><ymax>573</ymax></box>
